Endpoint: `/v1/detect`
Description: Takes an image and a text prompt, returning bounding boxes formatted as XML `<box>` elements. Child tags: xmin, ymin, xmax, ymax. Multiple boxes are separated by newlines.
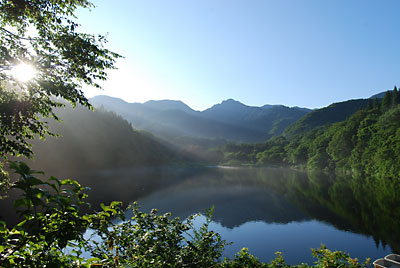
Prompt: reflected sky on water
<box><xmin>1</xmin><ymin>165</ymin><xmax>395</xmax><ymax>264</ymax></box>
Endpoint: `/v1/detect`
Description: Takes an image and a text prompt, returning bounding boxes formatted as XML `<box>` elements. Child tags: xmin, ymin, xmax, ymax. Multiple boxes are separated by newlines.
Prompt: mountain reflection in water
<box><xmin>1</xmin><ymin>166</ymin><xmax>397</xmax><ymax>264</ymax></box>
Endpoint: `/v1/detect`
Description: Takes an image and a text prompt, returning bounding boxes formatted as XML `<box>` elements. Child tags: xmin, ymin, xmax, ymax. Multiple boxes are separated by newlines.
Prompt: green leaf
<box><xmin>0</xmin><ymin>221</ymin><xmax>6</xmax><ymax>232</ymax></box>
<box><xmin>87</xmin><ymin>257</ymin><xmax>101</xmax><ymax>264</ymax></box>
<box><xmin>16</xmin><ymin>220</ymin><xmax>27</xmax><ymax>227</ymax></box>
<box><xmin>25</xmin><ymin>176</ymin><xmax>44</xmax><ymax>186</ymax></box>
<box><xmin>14</xmin><ymin>198</ymin><xmax>30</xmax><ymax>208</ymax></box>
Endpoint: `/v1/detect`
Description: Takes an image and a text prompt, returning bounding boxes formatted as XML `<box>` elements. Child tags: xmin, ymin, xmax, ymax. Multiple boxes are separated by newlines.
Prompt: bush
<box><xmin>0</xmin><ymin>162</ymin><xmax>227</xmax><ymax>267</ymax></box>
<box><xmin>0</xmin><ymin>162</ymin><xmax>371</xmax><ymax>267</ymax></box>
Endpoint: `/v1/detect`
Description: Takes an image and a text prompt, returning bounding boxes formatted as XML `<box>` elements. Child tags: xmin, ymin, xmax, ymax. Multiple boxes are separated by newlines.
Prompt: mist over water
<box><xmin>3</xmin><ymin>165</ymin><xmax>392</xmax><ymax>264</ymax></box>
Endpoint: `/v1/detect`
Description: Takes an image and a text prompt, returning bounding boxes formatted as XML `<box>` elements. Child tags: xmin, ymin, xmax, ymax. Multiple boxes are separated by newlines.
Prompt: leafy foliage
<box><xmin>219</xmin><ymin>246</ymin><xmax>370</xmax><ymax>268</ymax></box>
<box><xmin>88</xmin><ymin>205</ymin><xmax>227</xmax><ymax>267</ymax></box>
<box><xmin>0</xmin><ymin>161</ymin><xmax>92</xmax><ymax>267</ymax></box>
<box><xmin>0</xmin><ymin>0</ymin><xmax>120</xmax><ymax>184</ymax></box>
<box><xmin>0</xmin><ymin>162</ymin><xmax>373</xmax><ymax>267</ymax></box>
<box><xmin>0</xmin><ymin>162</ymin><xmax>227</xmax><ymax>267</ymax></box>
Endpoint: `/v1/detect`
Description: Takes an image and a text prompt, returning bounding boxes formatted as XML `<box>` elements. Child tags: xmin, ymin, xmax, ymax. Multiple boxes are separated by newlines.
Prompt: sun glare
<box><xmin>11</xmin><ymin>63</ymin><xmax>36</xmax><ymax>82</ymax></box>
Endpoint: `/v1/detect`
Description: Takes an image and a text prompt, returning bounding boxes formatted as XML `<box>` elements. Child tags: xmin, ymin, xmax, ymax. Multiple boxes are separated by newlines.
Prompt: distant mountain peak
<box><xmin>90</xmin><ymin>95</ymin><xmax>128</xmax><ymax>104</ymax></box>
<box><xmin>215</xmin><ymin>98</ymin><xmax>248</xmax><ymax>108</ymax></box>
<box><xmin>144</xmin><ymin>99</ymin><xmax>185</xmax><ymax>105</ymax></box>
<box><xmin>225</xmin><ymin>98</ymin><xmax>244</xmax><ymax>103</ymax></box>
<box><xmin>222</xmin><ymin>98</ymin><xmax>240</xmax><ymax>103</ymax></box>
<box><xmin>143</xmin><ymin>99</ymin><xmax>195</xmax><ymax>113</ymax></box>
<box><xmin>89</xmin><ymin>95</ymin><xmax>310</xmax><ymax>143</ymax></box>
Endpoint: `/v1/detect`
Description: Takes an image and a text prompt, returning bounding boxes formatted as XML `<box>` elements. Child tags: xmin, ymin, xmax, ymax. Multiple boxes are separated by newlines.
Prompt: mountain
<box><xmin>26</xmin><ymin>104</ymin><xmax>187</xmax><ymax>177</ymax></box>
<box><xmin>369</xmin><ymin>86</ymin><xmax>398</xmax><ymax>99</ymax></box>
<box><xmin>90</xmin><ymin>95</ymin><xmax>311</xmax><ymax>144</ymax></box>
<box><xmin>143</xmin><ymin>100</ymin><xmax>196</xmax><ymax>114</ymax></box>
<box><xmin>203</xmin><ymin>99</ymin><xmax>312</xmax><ymax>136</ymax></box>
<box><xmin>220</xmin><ymin>90</ymin><xmax>400</xmax><ymax>179</ymax></box>
<box><xmin>284</xmin><ymin>89</ymin><xmax>399</xmax><ymax>137</ymax></box>
<box><xmin>370</xmin><ymin>91</ymin><xmax>389</xmax><ymax>99</ymax></box>
<box><xmin>283</xmin><ymin>99</ymin><xmax>370</xmax><ymax>137</ymax></box>
<box><xmin>283</xmin><ymin>91</ymin><xmax>400</xmax><ymax>177</ymax></box>
<box><xmin>1</xmin><ymin>105</ymin><xmax>193</xmax><ymax>226</ymax></box>
<box><xmin>203</xmin><ymin>99</ymin><xmax>252</xmax><ymax>119</ymax></box>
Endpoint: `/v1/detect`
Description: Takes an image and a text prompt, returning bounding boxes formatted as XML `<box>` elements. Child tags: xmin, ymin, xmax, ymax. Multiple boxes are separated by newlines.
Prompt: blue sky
<box><xmin>77</xmin><ymin>0</ymin><xmax>400</xmax><ymax>111</ymax></box>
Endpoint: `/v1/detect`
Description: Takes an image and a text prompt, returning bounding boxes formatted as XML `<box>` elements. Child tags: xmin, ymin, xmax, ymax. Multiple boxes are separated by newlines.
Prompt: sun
<box><xmin>11</xmin><ymin>63</ymin><xmax>37</xmax><ymax>82</ymax></box>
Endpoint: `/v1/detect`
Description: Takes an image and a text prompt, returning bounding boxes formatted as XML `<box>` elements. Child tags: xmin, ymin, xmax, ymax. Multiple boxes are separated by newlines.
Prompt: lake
<box><xmin>1</xmin><ymin>165</ymin><xmax>398</xmax><ymax>264</ymax></box>
<box><xmin>79</xmin><ymin>166</ymin><xmax>398</xmax><ymax>264</ymax></box>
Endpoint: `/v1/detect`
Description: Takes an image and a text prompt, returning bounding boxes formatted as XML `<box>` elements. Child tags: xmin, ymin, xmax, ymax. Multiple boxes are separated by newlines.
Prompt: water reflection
<box><xmin>129</xmin><ymin>167</ymin><xmax>395</xmax><ymax>264</ymax></box>
<box><xmin>1</xmin><ymin>165</ymin><xmax>398</xmax><ymax>264</ymax></box>
<box><xmin>135</xmin><ymin>168</ymin><xmax>309</xmax><ymax>227</ymax></box>
<box><xmin>198</xmin><ymin>217</ymin><xmax>387</xmax><ymax>264</ymax></box>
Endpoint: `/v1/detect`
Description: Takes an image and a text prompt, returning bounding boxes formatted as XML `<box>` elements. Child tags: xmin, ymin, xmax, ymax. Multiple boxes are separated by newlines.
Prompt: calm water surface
<box><xmin>83</xmin><ymin>166</ymin><xmax>397</xmax><ymax>264</ymax></box>
<box><xmin>2</xmin><ymin>166</ymin><xmax>397</xmax><ymax>264</ymax></box>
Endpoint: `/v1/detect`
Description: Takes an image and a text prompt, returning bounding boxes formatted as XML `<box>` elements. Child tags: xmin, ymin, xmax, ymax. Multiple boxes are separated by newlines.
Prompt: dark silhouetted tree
<box><xmin>393</xmin><ymin>86</ymin><xmax>400</xmax><ymax>106</ymax></box>
<box><xmin>367</xmin><ymin>98</ymin><xmax>373</xmax><ymax>110</ymax></box>
<box><xmin>373</xmin><ymin>98</ymin><xmax>380</xmax><ymax>110</ymax></box>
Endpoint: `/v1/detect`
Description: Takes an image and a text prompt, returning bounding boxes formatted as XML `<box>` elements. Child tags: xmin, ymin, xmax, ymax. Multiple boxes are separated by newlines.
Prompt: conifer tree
<box><xmin>393</xmin><ymin>86</ymin><xmax>400</xmax><ymax>106</ymax></box>
<box><xmin>381</xmin><ymin>90</ymin><xmax>393</xmax><ymax>111</ymax></box>
<box><xmin>367</xmin><ymin>98</ymin><xmax>373</xmax><ymax>110</ymax></box>
<box><xmin>373</xmin><ymin>98</ymin><xmax>380</xmax><ymax>110</ymax></box>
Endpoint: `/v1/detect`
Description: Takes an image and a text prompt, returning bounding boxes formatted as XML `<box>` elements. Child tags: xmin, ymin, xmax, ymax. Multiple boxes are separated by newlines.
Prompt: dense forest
<box><xmin>220</xmin><ymin>89</ymin><xmax>400</xmax><ymax>179</ymax></box>
<box><xmin>25</xmin><ymin>105</ymin><xmax>188</xmax><ymax>176</ymax></box>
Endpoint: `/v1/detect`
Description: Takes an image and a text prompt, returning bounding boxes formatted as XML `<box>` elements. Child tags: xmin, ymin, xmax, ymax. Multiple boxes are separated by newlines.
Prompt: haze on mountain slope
<box><xmin>90</xmin><ymin>95</ymin><xmax>311</xmax><ymax>145</ymax></box>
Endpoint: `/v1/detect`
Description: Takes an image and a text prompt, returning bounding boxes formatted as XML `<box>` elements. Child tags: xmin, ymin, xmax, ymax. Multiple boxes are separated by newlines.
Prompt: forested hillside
<box><xmin>26</xmin><ymin>105</ymin><xmax>187</xmax><ymax>176</ymax></box>
<box><xmin>283</xmin><ymin>99</ymin><xmax>370</xmax><ymax>137</ymax></box>
<box><xmin>90</xmin><ymin>95</ymin><xmax>310</xmax><ymax>144</ymax></box>
<box><xmin>220</xmin><ymin>89</ymin><xmax>400</xmax><ymax>179</ymax></box>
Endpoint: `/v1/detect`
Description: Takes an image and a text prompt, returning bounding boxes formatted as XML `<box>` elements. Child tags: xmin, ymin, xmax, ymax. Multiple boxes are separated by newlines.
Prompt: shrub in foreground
<box><xmin>0</xmin><ymin>162</ymin><xmax>371</xmax><ymax>267</ymax></box>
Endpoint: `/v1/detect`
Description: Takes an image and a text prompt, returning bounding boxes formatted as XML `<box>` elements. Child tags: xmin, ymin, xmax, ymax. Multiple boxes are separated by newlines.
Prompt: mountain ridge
<box><xmin>89</xmin><ymin>95</ymin><xmax>311</xmax><ymax>144</ymax></box>
<box><xmin>283</xmin><ymin>99</ymin><xmax>371</xmax><ymax>137</ymax></box>
<box><xmin>90</xmin><ymin>95</ymin><xmax>310</xmax><ymax>112</ymax></box>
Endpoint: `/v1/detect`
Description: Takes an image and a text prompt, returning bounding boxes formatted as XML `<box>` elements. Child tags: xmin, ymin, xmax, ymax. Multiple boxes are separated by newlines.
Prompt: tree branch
<box><xmin>0</xmin><ymin>27</ymin><xmax>47</xmax><ymax>42</ymax></box>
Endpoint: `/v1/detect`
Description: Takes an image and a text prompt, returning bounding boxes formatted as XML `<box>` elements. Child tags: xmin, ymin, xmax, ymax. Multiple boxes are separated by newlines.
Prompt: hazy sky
<box><xmin>77</xmin><ymin>0</ymin><xmax>400</xmax><ymax>111</ymax></box>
